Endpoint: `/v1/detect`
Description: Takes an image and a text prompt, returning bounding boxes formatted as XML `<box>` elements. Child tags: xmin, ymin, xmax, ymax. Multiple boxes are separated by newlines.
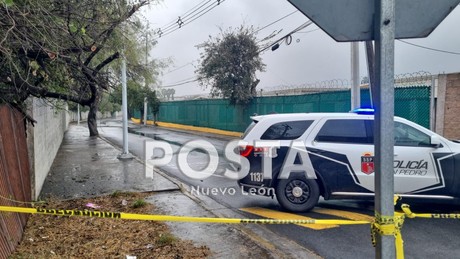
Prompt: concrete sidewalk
<box><xmin>40</xmin><ymin>125</ymin><xmax>178</xmax><ymax>199</ymax></box>
<box><xmin>41</xmin><ymin>124</ymin><xmax>320</xmax><ymax>259</ymax></box>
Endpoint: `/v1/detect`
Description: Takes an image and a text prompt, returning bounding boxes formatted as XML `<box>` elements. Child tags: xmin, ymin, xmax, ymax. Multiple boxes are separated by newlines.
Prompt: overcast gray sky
<box><xmin>143</xmin><ymin>0</ymin><xmax>460</xmax><ymax>97</ymax></box>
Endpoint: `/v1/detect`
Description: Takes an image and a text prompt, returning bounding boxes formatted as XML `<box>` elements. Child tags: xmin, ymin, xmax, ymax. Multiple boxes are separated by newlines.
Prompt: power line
<box><xmin>170</xmin><ymin>76</ymin><xmax>197</xmax><ymax>84</ymax></box>
<box><xmin>296</xmin><ymin>28</ymin><xmax>320</xmax><ymax>34</ymax></box>
<box><xmin>161</xmin><ymin>78</ymin><xmax>199</xmax><ymax>88</ymax></box>
<box><xmin>156</xmin><ymin>1</ymin><xmax>217</xmax><ymax>38</ymax></box>
<box><xmin>173</xmin><ymin>1</ymin><xmax>221</xmax><ymax>31</ymax></box>
<box><xmin>160</xmin><ymin>0</ymin><xmax>214</xmax><ymax>33</ymax></box>
<box><xmin>254</xmin><ymin>10</ymin><xmax>298</xmax><ymax>34</ymax></box>
<box><xmin>163</xmin><ymin>62</ymin><xmax>195</xmax><ymax>75</ymax></box>
<box><xmin>258</xmin><ymin>21</ymin><xmax>313</xmax><ymax>53</ymax></box>
<box><xmin>160</xmin><ymin>20</ymin><xmax>313</xmax><ymax>88</ymax></box>
<box><xmin>254</xmin><ymin>10</ymin><xmax>300</xmax><ymax>44</ymax></box>
<box><xmin>398</xmin><ymin>39</ymin><xmax>460</xmax><ymax>55</ymax></box>
<box><xmin>156</xmin><ymin>9</ymin><xmax>310</xmax><ymax>88</ymax></box>
<box><xmin>160</xmin><ymin>0</ymin><xmax>211</xmax><ymax>31</ymax></box>
<box><xmin>154</xmin><ymin>0</ymin><xmax>226</xmax><ymax>40</ymax></box>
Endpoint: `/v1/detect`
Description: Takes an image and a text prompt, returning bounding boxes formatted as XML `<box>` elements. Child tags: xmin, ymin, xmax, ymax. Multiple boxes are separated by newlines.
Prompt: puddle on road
<box><xmin>128</xmin><ymin>128</ymin><xmax>160</xmax><ymax>140</ymax></box>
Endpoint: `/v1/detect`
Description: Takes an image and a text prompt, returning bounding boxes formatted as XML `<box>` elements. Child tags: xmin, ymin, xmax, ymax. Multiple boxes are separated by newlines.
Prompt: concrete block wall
<box><xmin>26</xmin><ymin>100</ymin><xmax>121</xmax><ymax>199</ymax></box>
<box><xmin>27</xmin><ymin>98</ymin><xmax>69</xmax><ymax>199</ymax></box>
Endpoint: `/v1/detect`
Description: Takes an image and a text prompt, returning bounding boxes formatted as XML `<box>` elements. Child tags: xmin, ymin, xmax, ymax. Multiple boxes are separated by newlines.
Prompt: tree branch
<box><xmin>94</xmin><ymin>51</ymin><xmax>119</xmax><ymax>72</ymax></box>
<box><xmin>11</xmin><ymin>75</ymin><xmax>96</xmax><ymax>106</ymax></box>
<box><xmin>84</xmin><ymin>1</ymin><xmax>149</xmax><ymax>66</ymax></box>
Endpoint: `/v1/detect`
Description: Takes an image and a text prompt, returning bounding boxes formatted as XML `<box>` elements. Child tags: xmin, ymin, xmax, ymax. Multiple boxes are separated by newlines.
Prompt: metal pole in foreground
<box><xmin>365</xmin><ymin>41</ymin><xmax>376</xmax><ymax>108</ymax></box>
<box><xmin>143</xmin><ymin>97</ymin><xmax>147</xmax><ymax>126</ymax></box>
<box><xmin>374</xmin><ymin>0</ymin><xmax>395</xmax><ymax>258</ymax></box>
<box><xmin>118</xmin><ymin>55</ymin><xmax>133</xmax><ymax>160</ymax></box>
<box><xmin>77</xmin><ymin>104</ymin><xmax>80</xmax><ymax>125</ymax></box>
<box><xmin>351</xmin><ymin>42</ymin><xmax>360</xmax><ymax>110</ymax></box>
<box><xmin>430</xmin><ymin>75</ymin><xmax>436</xmax><ymax>132</ymax></box>
<box><xmin>144</xmin><ymin>26</ymin><xmax>149</xmax><ymax>127</ymax></box>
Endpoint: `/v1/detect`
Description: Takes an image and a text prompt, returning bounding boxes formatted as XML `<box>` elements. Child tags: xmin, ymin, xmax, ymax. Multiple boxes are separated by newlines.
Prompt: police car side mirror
<box><xmin>430</xmin><ymin>135</ymin><xmax>443</xmax><ymax>148</ymax></box>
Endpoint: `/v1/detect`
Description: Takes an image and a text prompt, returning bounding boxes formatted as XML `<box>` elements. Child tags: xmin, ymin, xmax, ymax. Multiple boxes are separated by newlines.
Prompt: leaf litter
<box><xmin>12</xmin><ymin>192</ymin><xmax>210</xmax><ymax>258</ymax></box>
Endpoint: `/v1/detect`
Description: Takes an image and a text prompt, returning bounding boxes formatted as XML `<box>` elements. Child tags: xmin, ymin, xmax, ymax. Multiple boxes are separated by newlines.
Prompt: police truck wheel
<box><xmin>275</xmin><ymin>175</ymin><xmax>320</xmax><ymax>212</ymax></box>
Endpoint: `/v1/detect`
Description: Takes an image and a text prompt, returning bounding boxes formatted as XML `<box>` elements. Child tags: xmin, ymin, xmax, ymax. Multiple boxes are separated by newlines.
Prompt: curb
<box><xmin>130</xmin><ymin>118</ymin><xmax>243</xmax><ymax>138</ymax></box>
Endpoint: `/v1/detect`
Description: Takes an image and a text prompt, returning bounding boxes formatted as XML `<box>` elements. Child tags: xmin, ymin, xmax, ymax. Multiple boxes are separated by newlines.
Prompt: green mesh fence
<box><xmin>156</xmin><ymin>86</ymin><xmax>430</xmax><ymax>132</ymax></box>
<box><xmin>133</xmin><ymin>110</ymin><xmax>142</xmax><ymax>119</ymax></box>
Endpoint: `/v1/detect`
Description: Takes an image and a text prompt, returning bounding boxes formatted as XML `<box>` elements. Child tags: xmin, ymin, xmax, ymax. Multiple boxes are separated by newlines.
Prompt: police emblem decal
<box><xmin>361</xmin><ymin>153</ymin><xmax>374</xmax><ymax>175</ymax></box>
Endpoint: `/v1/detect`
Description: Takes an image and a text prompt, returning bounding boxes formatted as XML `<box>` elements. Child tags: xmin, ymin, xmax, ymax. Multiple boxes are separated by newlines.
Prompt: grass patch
<box><xmin>157</xmin><ymin>233</ymin><xmax>177</xmax><ymax>246</ymax></box>
<box><xmin>131</xmin><ymin>199</ymin><xmax>147</xmax><ymax>208</ymax></box>
<box><xmin>110</xmin><ymin>190</ymin><xmax>136</xmax><ymax>198</ymax></box>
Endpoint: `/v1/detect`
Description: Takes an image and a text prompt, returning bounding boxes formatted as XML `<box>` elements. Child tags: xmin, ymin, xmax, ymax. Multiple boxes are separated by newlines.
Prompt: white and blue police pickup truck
<box><xmin>237</xmin><ymin>109</ymin><xmax>460</xmax><ymax>212</ymax></box>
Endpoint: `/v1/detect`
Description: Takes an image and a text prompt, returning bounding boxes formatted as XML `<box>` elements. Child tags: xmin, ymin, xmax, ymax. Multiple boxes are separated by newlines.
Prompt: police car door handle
<box><xmin>394</xmin><ymin>153</ymin><xmax>398</xmax><ymax>157</ymax></box>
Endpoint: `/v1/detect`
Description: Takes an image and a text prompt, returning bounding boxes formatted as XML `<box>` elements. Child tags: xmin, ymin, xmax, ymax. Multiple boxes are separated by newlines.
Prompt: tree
<box><xmin>146</xmin><ymin>88</ymin><xmax>160</xmax><ymax>122</ymax></box>
<box><xmin>98</xmin><ymin>93</ymin><xmax>122</xmax><ymax>115</ymax></box>
<box><xmin>0</xmin><ymin>0</ymin><xmax>159</xmax><ymax>136</ymax></box>
<box><xmin>68</xmin><ymin>93</ymin><xmax>120</xmax><ymax>117</ymax></box>
<box><xmin>110</xmin><ymin>81</ymin><xmax>160</xmax><ymax>122</ymax></box>
<box><xmin>161</xmin><ymin>88</ymin><xmax>175</xmax><ymax>100</ymax></box>
<box><xmin>196</xmin><ymin>26</ymin><xmax>265</xmax><ymax>104</ymax></box>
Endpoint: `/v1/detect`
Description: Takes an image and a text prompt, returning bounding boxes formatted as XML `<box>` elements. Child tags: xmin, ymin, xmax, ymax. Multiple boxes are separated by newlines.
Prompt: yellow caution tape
<box><xmin>0</xmin><ymin>206</ymin><xmax>369</xmax><ymax>225</ymax></box>
<box><xmin>371</xmin><ymin>195</ymin><xmax>460</xmax><ymax>259</ymax></box>
<box><xmin>401</xmin><ymin>204</ymin><xmax>460</xmax><ymax>219</ymax></box>
<box><xmin>394</xmin><ymin>195</ymin><xmax>402</xmax><ymax>204</ymax></box>
<box><xmin>371</xmin><ymin>213</ymin><xmax>405</xmax><ymax>259</ymax></box>
<box><xmin>370</xmin><ymin>194</ymin><xmax>406</xmax><ymax>259</ymax></box>
<box><xmin>3</xmin><ymin>197</ymin><xmax>458</xmax><ymax>259</ymax></box>
<box><xmin>371</xmin><ymin>214</ymin><xmax>395</xmax><ymax>244</ymax></box>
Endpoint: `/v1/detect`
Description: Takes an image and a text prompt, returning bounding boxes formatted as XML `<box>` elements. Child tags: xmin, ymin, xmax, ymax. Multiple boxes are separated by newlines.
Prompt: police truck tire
<box><xmin>275</xmin><ymin>175</ymin><xmax>320</xmax><ymax>212</ymax></box>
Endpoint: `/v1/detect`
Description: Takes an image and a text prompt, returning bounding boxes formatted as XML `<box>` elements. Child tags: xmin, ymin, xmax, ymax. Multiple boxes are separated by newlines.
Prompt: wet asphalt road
<box><xmin>99</xmin><ymin>121</ymin><xmax>460</xmax><ymax>259</ymax></box>
<box><xmin>99</xmin><ymin>123</ymin><xmax>279</xmax><ymax>210</ymax></box>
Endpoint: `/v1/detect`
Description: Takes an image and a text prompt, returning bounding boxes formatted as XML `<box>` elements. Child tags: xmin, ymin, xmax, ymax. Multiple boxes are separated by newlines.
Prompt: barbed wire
<box><xmin>393</xmin><ymin>71</ymin><xmax>433</xmax><ymax>87</ymax></box>
<box><xmin>172</xmin><ymin>71</ymin><xmax>436</xmax><ymax>99</ymax></box>
<box><xmin>172</xmin><ymin>94</ymin><xmax>211</xmax><ymax>101</ymax></box>
<box><xmin>260</xmin><ymin>71</ymin><xmax>434</xmax><ymax>97</ymax></box>
<box><xmin>261</xmin><ymin>79</ymin><xmax>349</xmax><ymax>96</ymax></box>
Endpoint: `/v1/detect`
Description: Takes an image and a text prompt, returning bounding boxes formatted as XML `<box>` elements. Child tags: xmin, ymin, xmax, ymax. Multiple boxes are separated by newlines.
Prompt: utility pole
<box><xmin>144</xmin><ymin>26</ymin><xmax>149</xmax><ymax>126</ymax></box>
<box><xmin>143</xmin><ymin>97</ymin><xmax>147</xmax><ymax>126</ymax></box>
<box><xmin>118</xmin><ymin>54</ymin><xmax>133</xmax><ymax>160</ymax></box>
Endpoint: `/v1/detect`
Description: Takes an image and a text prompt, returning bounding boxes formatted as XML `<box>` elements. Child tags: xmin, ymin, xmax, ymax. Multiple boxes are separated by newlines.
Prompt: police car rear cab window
<box><xmin>315</xmin><ymin>119</ymin><xmax>371</xmax><ymax>144</ymax></box>
<box><xmin>367</xmin><ymin>121</ymin><xmax>432</xmax><ymax>147</ymax></box>
<box><xmin>394</xmin><ymin>121</ymin><xmax>431</xmax><ymax>147</ymax></box>
<box><xmin>261</xmin><ymin>120</ymin><xmax>313</xmax><ymax>140</ymax></box>
<box><xmin>242</xmin><ymin>121</ymin><xmax>257</xmax><ymax>138</ymax></box>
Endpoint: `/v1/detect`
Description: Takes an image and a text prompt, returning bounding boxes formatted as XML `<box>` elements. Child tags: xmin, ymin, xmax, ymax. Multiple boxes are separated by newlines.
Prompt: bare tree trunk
<box><xmin>87</xmin><ymin>93</ymin><xmax>100</xmax><ymax>136</ymax></box>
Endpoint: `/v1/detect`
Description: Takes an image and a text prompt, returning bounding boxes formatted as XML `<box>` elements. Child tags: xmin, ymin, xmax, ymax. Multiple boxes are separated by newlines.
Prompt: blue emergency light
<box><xmin>352</xmin><ymin>107</ymin><xmax>375</xmax><ymax>115</ymax></box>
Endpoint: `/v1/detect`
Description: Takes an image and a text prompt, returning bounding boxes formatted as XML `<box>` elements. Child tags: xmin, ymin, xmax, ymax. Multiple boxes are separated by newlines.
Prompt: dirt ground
<box><xmin>12</xmin><ymin>192</ymin><xmax>210</xmax><ymax>258</ymax></box>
